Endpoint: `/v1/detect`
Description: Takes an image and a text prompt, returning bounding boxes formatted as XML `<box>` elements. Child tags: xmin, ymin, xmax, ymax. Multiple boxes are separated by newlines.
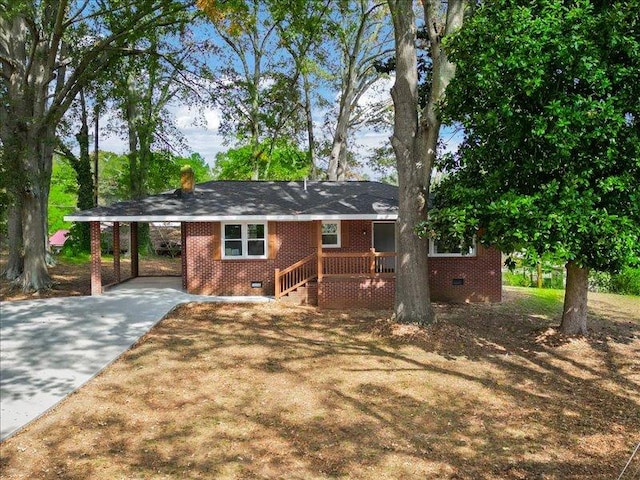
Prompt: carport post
<box><xmin>90</xmin><ymin>221</ymin><xmax>102</xmax><ymax>295</ymax></box>
<box><xmin>113</xmin><ymin>221</ymin><xmax>121</xmax><ymax>283</ymax></box>
<box><xmin>130</xmin><ymin>221</ymin><xmax>139</xmax><ymax>278</ymax></box>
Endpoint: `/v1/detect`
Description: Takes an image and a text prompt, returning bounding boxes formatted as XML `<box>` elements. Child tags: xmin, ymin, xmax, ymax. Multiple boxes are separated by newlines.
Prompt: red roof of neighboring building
<box><xmin>49</xmin><ymin>229</ymin><xmax>70</xmax><ymax>247</ymax></box>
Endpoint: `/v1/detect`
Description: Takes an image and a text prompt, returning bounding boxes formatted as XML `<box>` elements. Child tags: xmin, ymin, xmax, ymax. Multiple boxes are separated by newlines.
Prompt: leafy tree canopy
<box><xmin>49</xmin><ymin>157</ymin><xmax>78</xmax><ymax>234</ymax></box>
<box><xmin>213</xmin><ymin>142</ymin><xmax>310</xmax><ymax>180</ymax></box>
<box><xmin>98</xmin><ymin>151</ymin><xmax>213</xmax><ymax>205</ymax></box>
<box><xmin>425</xmin><ymin>0</ymin><xmax>640</xmax><ymax>275</ymax></box>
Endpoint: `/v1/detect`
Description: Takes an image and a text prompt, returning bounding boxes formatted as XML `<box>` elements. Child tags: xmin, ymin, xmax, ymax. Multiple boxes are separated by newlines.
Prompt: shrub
<box><xmin>589</xmin><ymin>271</ymin><xmax>613</xmax><ymax>293</ymax></box>
<box><xmin>610</xmin><ymin>267</ymin><xmax>640</xmax><ymax>296</ymax></box>
<box><xmin>503</xmin><ymin>271</ymin><xmax>534</xmax><ymax>287</ymax></box>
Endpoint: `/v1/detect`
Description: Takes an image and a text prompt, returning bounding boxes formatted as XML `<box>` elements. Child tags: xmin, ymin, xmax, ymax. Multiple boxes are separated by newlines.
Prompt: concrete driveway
<box><xmin>0</xmin><ymin>279</ymin><xmax>271</xmax><ymax>441</ymax></box>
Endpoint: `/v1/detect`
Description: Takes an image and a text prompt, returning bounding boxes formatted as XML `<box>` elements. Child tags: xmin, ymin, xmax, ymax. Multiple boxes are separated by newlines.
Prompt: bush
<box><xmin>589</xmin><ymin>271</ymin><xmax>613</xmax><ymax>293</ymax></box>
<box><xmin>610</xmin><ymin>267</ymin><xmax>640</xmax><ymax>296</ymax></box>
<box><xmin>503</xmin><ymin>271</ymin><xmax>534</xmax><ymax>287</ymax></box>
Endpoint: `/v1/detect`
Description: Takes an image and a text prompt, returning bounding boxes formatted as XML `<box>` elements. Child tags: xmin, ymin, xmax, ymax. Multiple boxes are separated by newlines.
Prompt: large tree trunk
<box><xmin>17</xmin><ymin>153</ymin><xmax>52</xmax><ymax>291</ymax></box>
<box><xmin>327</xmin><ymin>44</ymin><xmax>357</xmax><ymax>181</ymax></box>
<box><xmin>388</xmin><ymin>0</ymin><xmax>467</xmax><ymax>324</ymax></box>
<box><xmin>327</xmin><ymin>110</ymin><xmax>351</xmax><ymax>181</ymax></box>
<box><xmin>559</xmin><ymin>260</ymin><xmax>589</xmax><ymax>335</ymax></box>
<box><xmin>3</xmin><ymin>202</ymin><xmax>24</xmax><ymax>280</ymax></box>
<box><xmin>389</xmin><ymin>2</ymin><xmax>432</xmax><ymax>324</ymax></box>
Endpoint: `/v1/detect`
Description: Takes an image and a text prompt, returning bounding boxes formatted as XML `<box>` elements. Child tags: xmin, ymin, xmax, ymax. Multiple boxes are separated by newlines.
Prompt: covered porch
<box><xmin>275</xmin><ymin>220</ymin><xmax>397</xmax><ymax>309</ymax></box>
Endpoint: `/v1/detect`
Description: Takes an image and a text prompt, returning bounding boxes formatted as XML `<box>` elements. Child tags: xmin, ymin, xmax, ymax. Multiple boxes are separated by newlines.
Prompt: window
<box><xmin>322</xmin><ymin>221</ymin><xmax>340</xmax><ymax>248</ymax></box>
<box><xmin>222</xmin><ymin>222</ymin><xmax>267</xmax><ymax>258</ymax></box>
<box><xmin>429</xmin><ymin>236</ymin><xmax>476</xmax><ymax>257</ymax></box>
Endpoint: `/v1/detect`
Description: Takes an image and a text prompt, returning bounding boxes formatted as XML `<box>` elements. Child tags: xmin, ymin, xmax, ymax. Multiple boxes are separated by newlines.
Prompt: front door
<box><xmin>373</xmin><ymin>222</ymin><xmax>396</xmax><ymax>272</ymax></box>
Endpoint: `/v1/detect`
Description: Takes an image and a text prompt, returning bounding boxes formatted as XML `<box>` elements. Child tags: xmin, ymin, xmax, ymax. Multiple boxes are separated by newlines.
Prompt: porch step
<box><xmin>280</xmin><ymin>281</ymin><xmax>318</xmax><ymax>306</ymax></box>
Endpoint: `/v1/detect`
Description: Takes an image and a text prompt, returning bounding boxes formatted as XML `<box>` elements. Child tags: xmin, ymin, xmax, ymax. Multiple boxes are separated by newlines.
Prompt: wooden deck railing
<box><xmin>321</xmin><ymin>248</ymin><xmax>396</xmax><ymax>279</ymax></box>
<box><xmin>275</xmin><ymin>249</ymin><xmax>397</xmax><ymax>299</ymax></box>
<box><xmin>275</xmin><ymin>252</ymin><xmax>317</xmax><ymax>299</ymax></box>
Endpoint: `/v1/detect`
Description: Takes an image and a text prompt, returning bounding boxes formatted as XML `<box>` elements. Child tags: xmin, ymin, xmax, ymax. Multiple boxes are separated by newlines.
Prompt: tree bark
<box><xmin>327</xmin><ymin>85</ymin><xmax>354</xmax><ymax>180</ymax></box>
<box><xmin>3</xmin><ymin>202</ymin><xmax>24</xmax><ymax>280</ymax></box>
<box><xmin>388</xmin><ymin>1</ymin><xmax>432</xmax><ymax>324</ymax></box>
<box><xmin>559</xmin><ymin>260</ymin><xmax>589</xmax><ymax>335</ymax></box>
<box><xmin>388</xmin><ymin>0</ymin><xmax>467</xmax><ymax>324</ymax></box>
<box><xmin>17</xmin><ymin>153</ymin><xmax>52</xmax><ymax>291</ymax></box>
<box><xmin>302</xmin><ymin>71</ymin><xmax>319</xmax><ymax>180</ymax></box>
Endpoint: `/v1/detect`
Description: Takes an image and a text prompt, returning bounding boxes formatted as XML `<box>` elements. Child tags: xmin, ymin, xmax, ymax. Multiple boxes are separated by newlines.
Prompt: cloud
<box><xmin>96</xmin><ymin>102</ymin><xmax>224</xmax><ymax>167</ymax></box>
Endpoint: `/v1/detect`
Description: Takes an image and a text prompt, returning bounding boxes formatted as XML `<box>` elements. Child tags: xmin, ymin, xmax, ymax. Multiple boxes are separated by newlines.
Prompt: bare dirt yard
<box><xmin>1</xmin><ymin>258</ymin><xmax>639</xmax><ymax>479</ymax></box>
<box><xmin>0</xmin><ymin>255</ymin><xmax>181</xmax><ymax>301</ymax></box>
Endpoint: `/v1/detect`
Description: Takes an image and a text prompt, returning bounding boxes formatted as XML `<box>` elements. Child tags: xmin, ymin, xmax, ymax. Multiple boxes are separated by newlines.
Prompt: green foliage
<box><xmin>145</xmin><ymin>152</ymin><xmax>214</xmax><ymax>194</ymax></box>
<box><xmin>99</xmin><ymin>151</ymin><xmax>213</xmax><ymax>203</ymax></box>
<box><xmin>48</xmin><ymin>157</ymin><xmax>77</xmax><ymax>234</ymax></box>
<box><xmin>57</xmin><ymin>248</ymin><xmax>91</xmax><ymax>263</ymax></box>
<box><xmin>502</xmin><ymin>252</ymin><xmax>566</xmax><ymax>289</ymax></box>
<box><xmin>214</xmin><ymin>142</ymin><xmax>311</xmax><ymax>180</ymax></box>
<box><xmin>610</xmin><ymin>267</ymin><xmax>640</xmax><ymax>296</ymax></box>
<box><xmin>588</xmin><ymin>271</ymin><xmax>613</xmax><ymax>293</ymax></box>
<box><xmin>99</xmin><ymin>152</ymin><xmax>130</xmax><ymax>204</ymax></box>
<box><xmin>590</xmin><ymin>268</ymin><xmax>640</xmax><ymax>296</ymax></box>
<box><xmin>424</xmin><ymin>0</ymin><xmax>640</xmax><ymax>276</ymax></box>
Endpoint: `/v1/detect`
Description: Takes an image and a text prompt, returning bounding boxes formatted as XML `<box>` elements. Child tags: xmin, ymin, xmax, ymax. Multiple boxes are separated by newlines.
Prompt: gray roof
<box><xmin>65</xmin><ymin>181</ymin><xmax>399</xmax><ymax>222</ymax></box>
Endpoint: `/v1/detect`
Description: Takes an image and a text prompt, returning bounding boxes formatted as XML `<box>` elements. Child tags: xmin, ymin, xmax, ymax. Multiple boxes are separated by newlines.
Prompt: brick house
<box><xmin>66</xmin><ymin>179</ymin><xmax>502</xmax><ymax>308</ymax></box>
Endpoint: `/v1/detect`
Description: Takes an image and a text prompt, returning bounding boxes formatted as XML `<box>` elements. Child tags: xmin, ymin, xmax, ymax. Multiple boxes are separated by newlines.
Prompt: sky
<box><xmin>98</xmin><ymin>85</ymin><xmax>398</xmax><ymax>180</ymax></box>
<box><xmin>95</xmin><ymin>9</ymin><xmax>463</xmax><ymax>181</ymax></box>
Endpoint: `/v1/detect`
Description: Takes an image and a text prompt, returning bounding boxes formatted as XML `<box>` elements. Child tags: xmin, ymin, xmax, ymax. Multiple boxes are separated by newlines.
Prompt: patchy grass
<box><xmin>1</xmin><ymin>288</ymin><xmax>639</xmax><ymax>479</ymax></box>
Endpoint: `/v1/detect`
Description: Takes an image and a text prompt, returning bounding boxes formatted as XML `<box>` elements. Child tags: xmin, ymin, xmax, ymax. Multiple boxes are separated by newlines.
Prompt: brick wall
<box><xmin>185</xmin><ymin>221</ymin><xmax>317</xmax><ymax>296</ymax></box>
<box><xmin>184</xmin><ymin>220</ymin><xmax>502</xmax><ymax>304</ymax></box>
<box><xmin>429</xmin><ymin>244</ymin><xmax>502</xmax><ymax>303</ymax></box>
<box><xmin>318</xmin><ymin>277</ymin><xmax>395</xmax><ymax>309</ymax></box>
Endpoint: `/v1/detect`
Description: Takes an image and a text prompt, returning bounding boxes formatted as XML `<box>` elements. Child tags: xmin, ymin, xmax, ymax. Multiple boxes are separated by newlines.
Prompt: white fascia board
<box><xmin>64</xmin><ymin>213</ymin><xmax>398</xmax><ymax>223</ymax></box>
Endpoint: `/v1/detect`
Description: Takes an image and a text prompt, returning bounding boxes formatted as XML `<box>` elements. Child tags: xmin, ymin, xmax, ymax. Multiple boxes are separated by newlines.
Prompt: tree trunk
<box><xmin>59</xmin><ymin>89</ymin><xmax>94</xmax><ymax>252</ymax></box>
<box><xmin>327</xmin><ymin>62</ymin><xmax>356</xmax><ymax>181</ymax></box>
<box><xmin>559</xmin><ymin>260</ymin><xmax>589</xmax><ymax>335</ymax></box>
<box><xmin>17</xmin><ymin>166</ymin><xmax>52</xmax><ymax>291</ymax></box>
<box><xmin>302</xmin><ymin>72</ymin><xmax>318</xmax><ymax>180</ymax></box>
<box><xmin>388</xmin><ymin>1</ymin><xmax>433</xmax><ymax>324</ymax></box>
<box><xmin>3</xmin><ymin>201</ymin><xmax>24</xmax><ymax>280</ymax></box>
<box><xmin>388</xmin><ymin>0</ymin><xmax>468</xmax><ymax>324</ymax></box>
<box><xmin>328</xmin><ymin>120</ymin><xmax>349</xmax><ymax>181</ymax></box>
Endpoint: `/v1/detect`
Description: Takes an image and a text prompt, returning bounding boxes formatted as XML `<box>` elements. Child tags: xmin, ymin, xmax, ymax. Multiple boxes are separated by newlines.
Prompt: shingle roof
<box><xmin>65</xmin><ymin>181</ymin><xmax>399</xmax><ymax>222</ymax></box>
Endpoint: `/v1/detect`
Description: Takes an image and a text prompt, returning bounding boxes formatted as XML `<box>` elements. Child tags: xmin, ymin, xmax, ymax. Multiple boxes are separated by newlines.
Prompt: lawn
<box><xmin>0</xmin><ymin>288</ymin><xmax>639</xmax><ymax>479</ymax></box>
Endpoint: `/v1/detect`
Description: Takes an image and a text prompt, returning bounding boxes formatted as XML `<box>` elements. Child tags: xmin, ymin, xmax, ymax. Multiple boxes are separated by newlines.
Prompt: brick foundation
<box><xmin>318</xmin><ymin>277</ymin><xmax>395</xmax><ymax>309</ymax></box>
<box><xmin>429</xmin><ymin>244</ymin><xmax>502</xmax><ymax>303</ymax></box>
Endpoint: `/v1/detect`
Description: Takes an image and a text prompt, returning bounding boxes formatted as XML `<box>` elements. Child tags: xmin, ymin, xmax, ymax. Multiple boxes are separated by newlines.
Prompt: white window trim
<box><xmin>221</xmin><ymin>222</ymin><xmax>268</xmax><ymax>259</ymax></box>
<box><xmin>428</xmin><ymin>237</ymin><xmax>477</xmax><ymax>257</ymax></box>
<box><xmin>321</xmin><ymin>221</ymin><xmax>341</xmax><ymax>248</ymax></box>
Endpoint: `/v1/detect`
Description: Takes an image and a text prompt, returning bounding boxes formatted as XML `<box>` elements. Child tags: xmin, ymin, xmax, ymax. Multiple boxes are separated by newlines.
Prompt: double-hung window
<box><xmin>222</xmin><ymin>222</ymin><xmax>267</xmax><ymax>259</ymax></box>
<box><xmin>321</xmin><ymin>221</ymin><xmax>341</xmax><ymax>248</ymax></box>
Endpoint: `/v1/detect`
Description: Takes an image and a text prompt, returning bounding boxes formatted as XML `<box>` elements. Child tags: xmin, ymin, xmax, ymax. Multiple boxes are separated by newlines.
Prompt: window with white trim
<box><xmin>222</xmin><ymin>222</ymin><xmax>267</xmax><ymax>258</ymax></box>
<box><xmin>321</xmin><ymin>221</ymin><xmax>341</xmax><ymax>248</ymax></box>
<box><xmin>429</xmin><ymin>236</ymin><xmax>477</xmax><ymax>257</ymax></box>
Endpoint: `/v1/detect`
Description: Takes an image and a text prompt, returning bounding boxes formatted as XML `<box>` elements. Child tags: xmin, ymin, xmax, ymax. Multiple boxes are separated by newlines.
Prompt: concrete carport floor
<box><xmin>0</xmin><ymin>278</ymin><xmax>272</xmax><ymax>441</ymax></box>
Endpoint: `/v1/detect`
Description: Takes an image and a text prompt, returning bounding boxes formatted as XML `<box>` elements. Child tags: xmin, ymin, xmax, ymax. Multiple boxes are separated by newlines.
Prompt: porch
<box><xmin>275</xmin><ymin>248</ymin><xmax>397</xmax><ymax>309</ymax></box>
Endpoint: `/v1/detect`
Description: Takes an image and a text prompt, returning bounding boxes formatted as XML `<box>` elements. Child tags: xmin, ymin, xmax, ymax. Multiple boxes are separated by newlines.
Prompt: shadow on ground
<box><xmin>1</xmin><ymin>294</ymin><xmax>639</xmax><ymax>480</ymax></box>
